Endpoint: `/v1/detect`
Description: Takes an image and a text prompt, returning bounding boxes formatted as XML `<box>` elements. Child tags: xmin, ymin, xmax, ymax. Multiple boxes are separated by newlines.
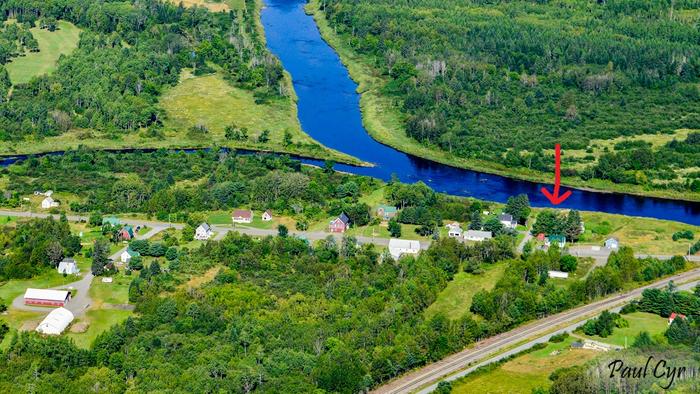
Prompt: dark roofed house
<box><xmin>499</xmin><ymin>213</ymin><xmax>517</xmax><ymax>229</ymax></box>
<box><xmin>329</xmin><ymin>213</ymin><xmax>350</xmax><ymax>233</ymax></box>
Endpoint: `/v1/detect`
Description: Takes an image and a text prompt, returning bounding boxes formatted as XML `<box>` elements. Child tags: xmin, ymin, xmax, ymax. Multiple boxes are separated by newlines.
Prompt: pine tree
<box><xmin>91</xmin><ymin>239</ymin><xmax>110</xmax><ymax>276</ymax></box>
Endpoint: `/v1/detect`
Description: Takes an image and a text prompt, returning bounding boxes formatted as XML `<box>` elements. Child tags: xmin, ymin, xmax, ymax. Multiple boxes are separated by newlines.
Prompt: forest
<box><xmin>319</xmin><ymin>0</ymin><xmax>700</xmax><ymax>193</ymax></box>
<box><xmin>0</xmin><ymin>0</ymin><xmax>284</xmax><ymax>140</ymax></box>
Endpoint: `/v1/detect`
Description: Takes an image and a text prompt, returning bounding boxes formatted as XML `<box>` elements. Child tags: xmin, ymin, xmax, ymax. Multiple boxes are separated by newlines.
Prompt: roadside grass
<box><xmin>66</xmin><ymin>309</ymin><xmax>132</xmax><ymax>349</ymax></box>
<box><xmin>89</xmin><ymin>275</ymin><xmax>131</xmax><ymax>306</ymax></box>
<box><xmin>0</xmin><ymin>270</ymin><xmax>76</xmax><ymax>305</ymax></box>
<box><xmin>425</xmin><ymin>263</ymin><xmax>506</xmax><ymax>320</ymax></box>
<box><xmin>578</xmin><ymin>312</ymin><xmax>668</xmax><ymax>348</ymax></box>
<box><xmin>305</xmin><ymin>0</ymin><xmax>700</xmax><ymax>202</ymax></box>
<box><xmin>6</xmin><ymin>20</ymin><xmax>81</xmax><ymax>84</ymax></box>
<box><xmin>451</xmin><ymin>337</ymin><xmax>599</xmax><ymax>394</ymax></box>
<box><xmin>578</xmin><ymin>211</ymin><xmax>700</xmax><ymax>255</ymax></box>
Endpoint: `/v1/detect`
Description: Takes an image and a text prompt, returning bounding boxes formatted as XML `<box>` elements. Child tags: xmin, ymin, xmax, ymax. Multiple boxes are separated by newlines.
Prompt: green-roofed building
<box><xmin>376</xmin><ymin>204</ymin><xmax>398</xmax><ymax>221</ymax></box>
<box><xmin>102</xmin><ymin>216</ymin><xmax>121</xmax><ymax>227</ymax></box>
<box><xmin>546</xmin><ymin>235</ymin><xmax>566</xmax><ymax>248</ymax></box>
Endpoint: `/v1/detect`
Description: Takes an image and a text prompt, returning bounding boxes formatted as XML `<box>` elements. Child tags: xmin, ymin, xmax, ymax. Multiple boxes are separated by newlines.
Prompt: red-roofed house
<box><xmin>669</xmin><ymin>312</ymin><xmax>687</xmax><ymax>325</ymax></box>
<box><xmin>232</xmin><ymin>209</ymin><xmax>253</xmax><ymax>224</ymax></box>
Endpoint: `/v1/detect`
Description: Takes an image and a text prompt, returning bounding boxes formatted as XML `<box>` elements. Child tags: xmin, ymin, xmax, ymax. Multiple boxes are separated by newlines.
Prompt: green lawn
<box><xmin>0</xmin><ymin>270</ymin><xmax>76</xmax><ymax>305</ymax></box>
<box><xmin>425</xmin><ymin>263</ymin><xmax>506</xmax><ymax>320</ymax></box>
<box><xmin>451</xmin><ymin>337</ymin><xmax>599</xmax><ymax>394</ymax></box>
<box><xmin>89</xmin><ymin>275</ymin><xmax>131</xmax><ymax>306</ymax></box>
<box><xmin>66</xmin><ymin>309</ymin><xmax>132</xmax><ymax>349</ymax></box>
<box><xmin>6</xmin><ymin>20</ymin><xmax>81</xmax><ymax>84</ymax></box>
<box><xmin>579</xmin><ymin>312</ymin><xmax>669</xmax><ymax>348</ymax></box>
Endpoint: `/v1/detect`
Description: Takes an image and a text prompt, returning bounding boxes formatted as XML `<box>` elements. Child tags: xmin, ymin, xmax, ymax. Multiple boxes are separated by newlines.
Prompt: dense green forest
<box><xmin>320</xmin><ymin>0</ymin><xmax>700</xmax><ymax>192</ymax></box>
<box><xmin>0</xmin><ymin>0</ymin><xmax>284</xmax><ymax>140</ymax></box>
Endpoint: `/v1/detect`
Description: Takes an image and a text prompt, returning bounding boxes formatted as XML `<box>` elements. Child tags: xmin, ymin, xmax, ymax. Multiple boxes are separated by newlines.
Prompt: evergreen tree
<box><xmin>504</xmin><ymin>194</ymin><xmax>531</xmax><ymax>224</ymax></box>
<box><xmin>468</xmin><ymin>211</ymin><xmax>482</xmax><ymax>230</ymax></box>
<box><xmin>91</xmin><ymin>239</ymin><xmax>110</xmax><ymax>276</ymax></box>
<box><xmin>388</xmin><ymin>218</ymin><xmax>401</xmax><ymax>237</ymax></box>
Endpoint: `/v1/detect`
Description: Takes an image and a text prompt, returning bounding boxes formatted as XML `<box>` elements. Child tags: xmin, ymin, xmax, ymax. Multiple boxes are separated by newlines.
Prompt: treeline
<box><xmin>320</xmin><ymin>0</ymin><xmax>700</xmax><ymax>192</ymax></box>
<box><xmin>0</xmin><ymin>216</ymin><xmax>81</xmax><ymax>280</ymax></box>
<box><xmin>470</xmin><ymin>246</ymin><xmax>687</xmax><ymax>334</ymax></box>
<box><xmin>0</xmin><ymin>21</ymin><xmax>37</xmax><ymax>64</ymax></box>
<box><xmin>0</xmin><ymin>0</ymin><xmax>284</xmax><ymax>140</ymax></box>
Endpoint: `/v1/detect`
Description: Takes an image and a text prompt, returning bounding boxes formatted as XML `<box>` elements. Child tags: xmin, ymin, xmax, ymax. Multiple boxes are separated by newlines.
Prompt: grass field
<box><xmin>451</xmin><ymin>337</ymin><xmax>599</xmax><ymax>394</ymax></box>
<box><xmin>578</xmin><ymin>312</ymin><xmax>668</xmax><ymax>348</ymax></box>
<box><xmin>6</xmin><ymin>21</ymin><xmax>81</xmax><ymax>84</ymax></box>
<box><xmin>166</xmin><ymin>0</ymin><xmax>246</xmax><ymax>12</ymax></box>
<box><xmin>306</xmin><ymin>0</ymin><xmax>700</xmax><ymax>202</ymax></box>
<box><xmin>577</xmin><ymin>211</ymin><xmax>700</xmax><ymax>255</ymax></box>
<box><xmin>66</xmin><ymin>309</ymin><xmax>132</xmax><ymax>349</ymax></box>
<box><xmin>425</xmin><ymin>263</ymin><xmax>506</xmax><ymax>320</ymax></box>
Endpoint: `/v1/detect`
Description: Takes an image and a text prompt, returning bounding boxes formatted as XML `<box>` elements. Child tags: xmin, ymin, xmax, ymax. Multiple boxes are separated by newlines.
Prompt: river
<box><xmin>260</xmin><ymin>0</ymin><xmax>700</xmax><ymax>225</ymax></box>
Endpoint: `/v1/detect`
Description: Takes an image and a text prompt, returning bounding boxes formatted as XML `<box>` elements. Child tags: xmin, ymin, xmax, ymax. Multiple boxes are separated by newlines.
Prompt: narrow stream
<box><xmin>260</xmin><ymin>0</ymin><xmax>700</xmax><ymax>225</ymax></box>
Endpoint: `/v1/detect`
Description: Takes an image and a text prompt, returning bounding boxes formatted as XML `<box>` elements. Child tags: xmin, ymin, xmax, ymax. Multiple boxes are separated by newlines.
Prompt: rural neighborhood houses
<box><xmin>35</xmin><ymin>307</ymin><xmax>74</xmax><ymax>335</ymax></box>
<box><xmin>464</xmin><ymin>230</ymin><xmax>493</xmax><ymax>242</ymax></box>
<box><xmin>669</xmin><ymin>312</ymin><xmax>687</xmax><ymax>325</ymax></box>
<box><xmin>232</xmin><ymin>209</ymin><xmax>253</xmax><ymax>224</ymax></box>
<box><xmin>195</xmin><ymin>223</ymin><xmax>213</xmax><ymax>240</ymax></box>
<box><xmin>57</xmin><ymin>258</ymin><xmax>79</xmax><ymax>275</ymax></box>
<box><xmin>119</xmin><ymin>225</ymin><xmax>135</xmax><ymax>241</ymax></box>
<box><xmin>41</xmin><ymin>196</ymin><xmax>59</xmax><ymax>209</ymax></box>
<box><xmin>121</xmin><ymin>248</ymin><xmax>140</xmax><ymax>264</ymax></box>
<box><xmin>446</xmin><ymin>222</ymin><xmax>462</xmax><ymax>238</ymax></box>
<box><xmin>545</xmin><ymin>235</ymin><xmax>566</xmax><ymax>248</ymax></box>
<box><xmin>499</xmin><ymin>213</ymin><xmax>517</xmax><ymax>229</ymax></box>
<box><xmin>388</xmin><ymin>238</ymin><xmax>421</xmax><ymax>260</ymax></box>
<box><xmin>605</xmin><ymin>237</ymin><xmax>620</xmax><ymax>250</ymax></box>
<box><xmin>24</xmin><ymin>288</ymin><xmax>71</xmax><ymax>307</ymax></box>
<box><xmin>376</xmin><ymin>205</ymin><xmax>398</xmax><ymax>221</ymax></box>
<box><xmin>102</xmin><ymin>216</ymin><xmax>121</xmax><ymax>227</ymax></box>
<box><xmin>262</xmin><ymin>210</ymin><xmax>273</xmax><ymax>221</ymax></box>
<box><xmin>329</xmin><ymin>213</ymin><xmax>350</xmax><ymax>233</ymax></box>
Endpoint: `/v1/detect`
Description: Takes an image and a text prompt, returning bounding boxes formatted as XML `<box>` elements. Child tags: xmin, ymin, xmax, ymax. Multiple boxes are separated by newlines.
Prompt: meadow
<box><xmin>578</xmin><ymin>312</ymin><xmax>669</xmax><ymax>348</ymax></box>
<box><xmin>5</xmin><ymin>20</ymin><xmax>81</xmax><ymax>84</ymax></box>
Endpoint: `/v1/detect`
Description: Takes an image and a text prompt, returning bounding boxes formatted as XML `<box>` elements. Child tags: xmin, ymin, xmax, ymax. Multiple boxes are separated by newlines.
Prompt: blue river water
<box><xmin>260</xmin><ymin>0</ymin><xmax>700</xmax><ymax>225</ymax></box>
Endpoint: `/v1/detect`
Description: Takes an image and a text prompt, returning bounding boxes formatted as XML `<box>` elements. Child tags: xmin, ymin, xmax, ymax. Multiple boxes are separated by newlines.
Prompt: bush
<box><xmin>549</xmin><ymin>332</ymin><xmax>569</xmax><ymax>343</ymax></box>
<box><xmin>672</xmin><ymin>230</ymin><xmax>694</xmax><ymax>241</ymax></box>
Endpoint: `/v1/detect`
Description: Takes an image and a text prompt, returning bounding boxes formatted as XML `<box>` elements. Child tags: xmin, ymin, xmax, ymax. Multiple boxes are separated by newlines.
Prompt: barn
<box><xmin>24</xmin><ymin>288</ymin><xmax>71</xmax><ymax>307</ymax></box>
<box><xmin>35</xmin><ymin>307</ymin><xmax>74</xmax><ymax>335</ymax></box>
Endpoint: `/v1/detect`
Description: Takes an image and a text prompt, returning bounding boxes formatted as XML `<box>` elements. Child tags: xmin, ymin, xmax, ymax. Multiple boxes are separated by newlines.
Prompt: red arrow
<box><xmin>541</xmin><ymin>143</ymin><xmax>572</xmax><ymax>205</ymax></box>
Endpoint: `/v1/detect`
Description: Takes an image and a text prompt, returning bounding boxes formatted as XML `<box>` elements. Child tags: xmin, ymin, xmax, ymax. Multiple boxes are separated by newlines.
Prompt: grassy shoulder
<box><xmin>306</xmin><ymin>0</ymin><xmax>700</xmax><ymax>202</ymax></box>
<box><xmin>5</xmin><ymin>20</ymin><xmax>81</xmax><ymax>84</ymax></box>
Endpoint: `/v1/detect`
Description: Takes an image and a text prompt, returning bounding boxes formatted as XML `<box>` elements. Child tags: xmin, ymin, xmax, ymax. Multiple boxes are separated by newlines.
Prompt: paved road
<box><xmin>10</xmin><ymin>224</ymin><xmax>165</xmax><ymax>317</ymax></box>
<box><xmin>373</xmin><ymin>268</ymin><xmax>700</xmax><ymax>394</ymax></box>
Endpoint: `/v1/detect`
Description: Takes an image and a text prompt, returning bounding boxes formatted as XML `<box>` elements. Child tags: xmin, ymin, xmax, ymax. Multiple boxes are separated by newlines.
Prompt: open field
<box><xmin>451</xmin><ymin>337</ymin><xmax>599</xmax><ymax>394</ymax></box>
<box><xmin>578</xmin><ymin>211</ymin><xmax>700</xmax><ymax>255</ymax></box>
<box><xmin>6</xmin><ymin>20</ymin><xmax>81</xmax><ymax>84</ymax></box>
<box><xmin>578</xmin><ymin>312</ymin><xmax>668</xmax><ymax>348</ymax></box>
<box><xmin>66</xmin><ymin>309</ymin><xmax>132</xmax><ymax>349</ymax></box>
<box><xmin>425</xmin><ymin>263</ymin><xmax>506</xmax><ymax>320</ymax></box>
<box><xmin>306</xmin><ymin>0</ymin><xmax>700</xmax><ymax>202</ymax></box>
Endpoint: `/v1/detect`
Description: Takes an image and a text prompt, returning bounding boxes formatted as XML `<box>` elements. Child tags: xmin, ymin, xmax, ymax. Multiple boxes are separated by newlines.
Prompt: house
<box><xmin>195</xmin><ymin>223</ymin><xmax>213</xmax><ymax>240</ymax></box>
<box><xmin>35</xmin><ymin>307</ymin><xmax>74</xmax><ymax>335</ymax></box>
<box><xmin>44</xmin><ymin>190</ymin><xmax>53</xmax><ymax>197</ymax></box>
<box><xmin>119</xmin><ymin>225</ymin><xmax>135</xmax><ymax>240</ymax></box>
<box><xmin>545</xmin><ymin>235</ymin><xmax>566</xmax><ymax>248</ymax></box>
<box><xmin>548</xmin><ymin>270</ymin><xmax>569</xmax><ymax>279</ymax></box>
<box><xmin>57</xmin><ymin>258</ymin><xmax>79</xmax><ymax>275</ymax></box>
<box><xmin>41</xmin><ymin>197</ymin><xmax>59</xmax><ymax>209</ymax></box>
<box><xmin>102</xmin><ymin>216</ymin><xmax>121</xmax><ymax>227</ymax></box>
<box><xmin>120</xmin><ymin>248</ymin><xmax>140</xmax><ymax>264</ymax></box>
<box><xmin>376</xmin><ymin>205</ymin><xmax>398</xmax><ymax>221</ymax></box>
<box><xmin>262</xmin><ymin>210</ymin><xmax>273</xmax><ymax>221</ymax></box>
<box><xmin>24</xmin><ymin>288</ymin><xmax>71</xmax><ymax>307</ymax></box>
<box><xmin>464</xmin><ymin>230</ymin><xmax>493</xmax><ymax>242</ymax></box>
<box><xmin>446</xmin><ymin>222</ymin><xmax>462</xmax><ymax>238</ymax></box>
<box><xmin>388</xmin><ymin>238</ymin><xmax>421</xmax><ymax>260</ymax></box>
<box><xmin>232</xmin><ymin>209</ymin><xmax>253</xmax><ymax>224</ymax></box>
<box><xmin>604</xmin><ymin>237</ymin><xmax>619</xmax><ymax>250</ymax></box>
<box><xmin>499</xmin><ymin>213</ymin><xmax>517</xmax><ymax>229</ymax></box>
<box><xmin>329</xmin><ymin>213</ymin><xmax>350</xmax><ymax>233</ymax></box>
<box><xmin>669</xmin><ymin>312</ymin><xmax>687</xmax><ymax>325</ymax></box>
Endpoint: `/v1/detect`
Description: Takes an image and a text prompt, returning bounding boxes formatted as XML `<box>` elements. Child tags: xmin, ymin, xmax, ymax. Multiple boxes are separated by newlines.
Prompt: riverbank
<box><xmin>306</xmin><ymin>0</ymin><xmax>700</xmax><ymax>202</ymax></box>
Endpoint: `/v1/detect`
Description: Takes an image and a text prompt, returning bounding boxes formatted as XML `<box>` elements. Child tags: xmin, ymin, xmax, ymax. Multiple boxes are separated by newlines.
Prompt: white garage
<box><xmin>35</xmin><ymin>307</ymin><xmax>74</xmax><ymax>335</ymax></box>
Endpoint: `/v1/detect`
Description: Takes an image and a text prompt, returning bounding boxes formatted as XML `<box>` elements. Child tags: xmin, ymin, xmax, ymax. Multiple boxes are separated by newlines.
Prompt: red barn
<box><xmin>24</xmin><ymin>288</ymin><xmax>71</xmax><ymax>307</ymax></box>
<box><xmin>329</xmin><ymin>213</ymin><xmax>350</xmax><ymax>233</ymax></box>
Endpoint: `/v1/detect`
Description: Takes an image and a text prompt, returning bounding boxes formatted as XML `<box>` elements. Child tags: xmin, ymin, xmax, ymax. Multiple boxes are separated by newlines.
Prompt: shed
<box><xmin>35</xmin><ymin>307</ymin><xmax>74</xmax><ymax>335</ymax></box>
<box><xmin>548</xmin><ymin>270</ymin><xmax>569</xmax><ymax>279</ymax></box>
<box><xmin>604</xmin><ymin>237</ymin><xmax>619</xmax><ymax>250</ymax></box>
<box><xmin>57</xmin><ymin>258</ymin><xmax>79</xmax><ymax>275</ymax></box>
<box><xmin>24</xmin><ymin>288</ymin><xmax>71</xmax><ymax>307</ymax></box>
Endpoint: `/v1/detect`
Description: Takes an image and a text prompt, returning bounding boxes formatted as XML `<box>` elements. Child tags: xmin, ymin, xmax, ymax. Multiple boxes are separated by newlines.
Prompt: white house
<box><xmin>195</xmin><ymin>223</ymin><xmax>213</xmax><ymax>240</ymax></box>
<box><xmin>604</xmin><ymin>237</ymin><xmax>619</xmax><ymax>250</ymax></box>
<box><xmin>499</xmin><ymin>213</ymin><xmax>517</xmax><ymax>229</ymax></box>
<box><xmin>57</xmin><ymin>258</ymin><xmax>79</xmax><ymax>275</ymax></box>
<box><xmin>41</xmin><ymin>197</ymin><xmax>59</xmax><ymax>209</ymax></box>
<box><xmin>232</xmin><ymin>209</ymin><xmax>253</xmax><ymax>224</ymax></box>
<box><xmin>35</xmin><ymin>307</ymin><xmax>74</xmax><ymax>335</ymax></box>
<box><xmin>262</xmin><ymin>210</ymin><xmax>273</xmax><ymax>221</ymax></box>
<box><xmin>446</xmin><ymin>222</ymin><xmax>462</xmax><ymax>238</ymax></box>
<box><xmin>464</xmin><ymin>230</ymin><xmax>493</xmax><ymax>242</ymax></box>
<box><xmin>548</xmin><ymin>270</ymin><xmax>569</xmax><ymax>279</ymax></box>
<box><xmin>120</xmin><ymin>248</ymin><xmax>140</xmax><ymax>264</ymax></box>
<box><xmin>388</xmin><ymin>239</ymin><xmax>421</xmax><ymax>260</ymax></box>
